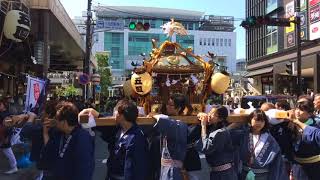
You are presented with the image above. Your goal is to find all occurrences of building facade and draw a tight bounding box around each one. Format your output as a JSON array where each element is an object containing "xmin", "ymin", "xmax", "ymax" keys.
[
  {"xmin": 0, "ymin": 0, "xmax": 84, "ymax": 98},
  {"xmin": 91, "ymin": 6, "xmax": 237, "ymax": 85},
  {"xmin": 245, "ymin": 0, "xmax": 320, "ymax": 95}
]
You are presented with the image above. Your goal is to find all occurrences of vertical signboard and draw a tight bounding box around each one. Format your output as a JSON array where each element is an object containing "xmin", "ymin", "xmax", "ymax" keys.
[
  {"xmin": 286, "ymin": 1, "xmax": 296, "ymax": 48},
  {"xmin": 309, "ymin": 0, "xmax": 320, "ymax": 40}
]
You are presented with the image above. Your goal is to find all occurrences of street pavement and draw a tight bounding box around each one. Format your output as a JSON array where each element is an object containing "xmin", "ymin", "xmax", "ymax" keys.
[{"xmin": 0, "ymin": 131, "xmax": 210, "ymax": 180}]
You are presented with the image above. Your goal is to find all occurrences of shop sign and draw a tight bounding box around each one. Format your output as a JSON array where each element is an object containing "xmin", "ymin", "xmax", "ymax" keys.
[
  {"xmin": 310, "ymin": 21, "xmax": 320, "ymax": 40},
  {"xmin": 96, "ymin": 20, "xmax": 124, "ymax": 30},
  {"xmin": 300, "ymin": 11, "xmax": 307, "ymax": 27},
  {"xmin": 287, "ymin": 33, "xmax": 295, "ymax": 47},
  {"xmin": 301, "ymin": 27, "xmax": 308, "ymax": 40}
]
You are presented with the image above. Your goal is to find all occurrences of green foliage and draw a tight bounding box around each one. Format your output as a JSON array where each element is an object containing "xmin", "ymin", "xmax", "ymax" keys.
[
  {"xmin": 55, "ymin": 85, "xmax": 80, "ymax": 97},
  {"xmin": 96, "ymin": 53, "xmax": 112, "ymax": 96}
]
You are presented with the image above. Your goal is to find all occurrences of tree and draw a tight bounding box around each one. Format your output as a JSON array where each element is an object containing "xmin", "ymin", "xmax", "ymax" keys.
[
  {"xmin": 55, "ymin": 85, "xmax": 80, "ymax": 97},
  {"xmin": 95, "ymin": 53, "xmax": 112, "ymax": 96}
]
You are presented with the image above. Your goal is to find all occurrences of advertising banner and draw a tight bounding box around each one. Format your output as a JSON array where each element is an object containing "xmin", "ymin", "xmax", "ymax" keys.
[
  {"xmin": 286, "ymin": 17, "xmax": 296, "ymax": 33},
  {"xmin": 286, "ymin": 1, "xmax": 295, "ymax": 18},
  {"xmin": 287, "ymin": 32, "xmax": 295, "ymax": 47},
  {"xmin": 300, "ymin": 11, "xmax": 308, "ymax": 27},
  {"xmin": 310, "ymin": 4, "xmax": 320, "ymax": 24},
  {"xmin": 286, "ymin": 1, "xmax": 295, "ymax": 34},
  {"xmin": 310, "ymin": 21, "xmax": 320, "ymax": 40},
  {"xmin": 309, "ymin": 1, "xmax": 320, "ymax": 40},
  {"xmin": 310, "ymin": 0, "xmax": 320, "ymax": 7}
]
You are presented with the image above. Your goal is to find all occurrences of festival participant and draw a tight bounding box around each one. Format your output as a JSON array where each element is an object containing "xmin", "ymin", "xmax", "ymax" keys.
[
  {"xmin": 275, "ymin": 100, "xmax": 290, "ymax": 111},
  {"xmin": 16, "ymin": 100, "xmax": 59, "ymax": 180},
  {"xmin": 106, "ymin": 99, "xmax": 149, "ymax": 180},
  {"xmin": 314, "ymin": 94, "xmax": 320, "ymax": 116},
  {"xmin": 232, "ymin": 109, "xmax": 288, "ymax": 180},
  {"xmin": 151, "ymin": 93, "xmax": 188, "ymax": 180},
  {"xmin": 269, "ymin": 100, "xmax": 293, "ymax": 176},
  {"xmin": 197, "ymin": 105, "xmax": 237, "ymax": 180},
  {"xmin": 260, "ymin": 102, "xmax": 275, "ymax": 112},
  {"xmin": 286, "ymin": 100, "xmax": 320, "ymax": 180},
  {"xmin": 40, "ymin": 101, "xmax": 95, "ymax": 180},
  {"xmin": 159, "ymin": 94, "xmax": 201, "ymax": 180},
  {"xmin": 0, "ymin": 99, "xmax": 18, "ymax": 174}
]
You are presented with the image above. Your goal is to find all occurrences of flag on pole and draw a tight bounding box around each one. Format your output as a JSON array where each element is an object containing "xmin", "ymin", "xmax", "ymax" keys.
[{"xmin": 24, "ymin": 76, "xmax": 47, "ymax": 114}]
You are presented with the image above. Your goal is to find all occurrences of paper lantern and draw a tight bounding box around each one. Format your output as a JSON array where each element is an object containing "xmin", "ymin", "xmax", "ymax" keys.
[
  {"xmin": 123, "ymin": 80, "xmax": 133, "ymax": 97},
  {"xmin": 210, "ymin": 72, "xmax": 230, "ymax": 94},
  {"xmin": 130, "ymin": 72, "xmax": 152, "ymax": 95},
  {"xmin": 4, "ymin": 10, "xmax": 31, "ymax": 42}
]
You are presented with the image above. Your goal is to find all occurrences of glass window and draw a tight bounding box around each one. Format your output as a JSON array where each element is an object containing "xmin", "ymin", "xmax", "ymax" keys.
[
  {"xmin": 204, "ymin": 38, "xmax": 206, "ymax": 45},
  {"xmin": 176, "ymin": 35, "xmax": 194, "ymax": 52},
  {"xmin": 208, "ymin": 38, "xmax": 211, "ymax": 46},
  {"xmin": 220, "ymin": 38, "xmax": 223, "ymax": 46},
  {"xmin": 111, "ymin": 47, "xmax": 120, "ymax": 57},
  {"xmin": 112, "ymin": 33, "xmax": 120, "ymax": 44},
  {"xmin": 128, "ymin": 33, "xmax": 167, "ymax": 56},
  {"xmin": 272, "ymin": 32, "xmax": 277, "ymax": 46},
  {"xmin": 218, "ymin": 58, "xmax": 225, "ymax": 66},
  {"xmin": 224, "ymin": 39, "xmax": 228, "ymax": 46},
  {"xmin": 151, "ymin": 20, "xmax": 156, "ymax": 28},
  {"xmin": 94, "ymin": 33, "xmax": 99, "ymax": 42},
  {"xmin": 200, "ymin": 38, "xmax": 202, "ymax": 45},
  {"xmin": 212, "ymin": 38, "xmax": 215, "ymax": 46},
  {"xmin": 228, "ymin": 39, "xmax": 231, "ymax": 46},
  {"xmin": 267, "ymin": 35, "xmax": 272, "ymax": 48},
  {"xmin": 216, "ymin": 39, "xmax": 219, "ymax": 46},
  {"xmin": 188, "ymin": 23, "xmax": 193, "ymax": 30}
]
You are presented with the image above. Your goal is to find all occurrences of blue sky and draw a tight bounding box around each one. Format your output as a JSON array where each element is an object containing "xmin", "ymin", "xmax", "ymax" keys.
[{"xmin": 60, "ymin": 0, "xmax": 245, "ymax": 59}]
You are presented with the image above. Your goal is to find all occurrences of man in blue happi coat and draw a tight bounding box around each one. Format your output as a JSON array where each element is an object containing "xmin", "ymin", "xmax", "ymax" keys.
[{"xmin": 107, "ymin": 99, "xmax": 149, "ymax": 180}]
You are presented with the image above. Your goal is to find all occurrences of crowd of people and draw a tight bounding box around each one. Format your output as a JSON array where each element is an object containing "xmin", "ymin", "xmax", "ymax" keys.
[{"xmin": 0, "ymin": 93, "xmax": 320, "ymax": 180}]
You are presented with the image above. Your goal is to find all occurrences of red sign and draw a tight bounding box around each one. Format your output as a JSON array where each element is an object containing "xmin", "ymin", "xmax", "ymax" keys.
[
  {"xmin": 310, "ymin": 0, "xmax": 320, "ymax": 7},
  {"xmin": 33, "ymin": 83, "xmax": 40, "ymax": 102},
  {"xmin": 312, "ymin": 26, "xmax": 319, "ymax": 33}
]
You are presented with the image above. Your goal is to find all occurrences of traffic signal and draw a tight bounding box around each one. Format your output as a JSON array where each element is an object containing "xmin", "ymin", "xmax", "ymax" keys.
[
  {"xmin": 240, "ymin": 16, "xmax": 291, "ymax": 29},
  {"xmin": 286, "ymin": 62, "xmax": 293, "ymax": 75},
  {"xmin": 128, "ymin": 22, "xmax": 150, "ymax": 31}
]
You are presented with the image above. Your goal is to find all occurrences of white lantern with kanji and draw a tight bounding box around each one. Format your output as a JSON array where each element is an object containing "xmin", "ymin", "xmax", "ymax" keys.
[
  {"xmin": 4, "ymin": 10, "xmax": 31, "ymax": 42},
  {"xmin": 130, "ymin": 72, "xmax": 152, "ymax": 95}
]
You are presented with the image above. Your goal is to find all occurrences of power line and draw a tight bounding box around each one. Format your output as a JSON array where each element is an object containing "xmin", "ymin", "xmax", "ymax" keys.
[{"xmin": 92, "ymin": 1, "xmax": 245, "ymax": 22}]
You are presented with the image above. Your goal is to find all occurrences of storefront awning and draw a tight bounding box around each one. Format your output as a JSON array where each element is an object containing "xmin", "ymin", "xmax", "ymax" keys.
[{"xmin": 245, "ymin": 67, "xmax": 273, "ymax": 77}]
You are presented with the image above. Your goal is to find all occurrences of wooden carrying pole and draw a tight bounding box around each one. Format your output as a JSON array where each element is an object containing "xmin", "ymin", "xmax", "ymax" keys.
[{"xmin": 79, "ymin": 114, "xmax": 249, "ymax": 126}]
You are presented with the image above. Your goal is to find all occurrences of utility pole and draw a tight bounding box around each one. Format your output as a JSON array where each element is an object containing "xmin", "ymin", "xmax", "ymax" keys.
[
  {"xmin": 84, "ymin": 0, "xmax": 93, "ymax": 100},
  {"xmin": 296, "ymin": 0, "xmax": 302, "ymax": 96}
]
